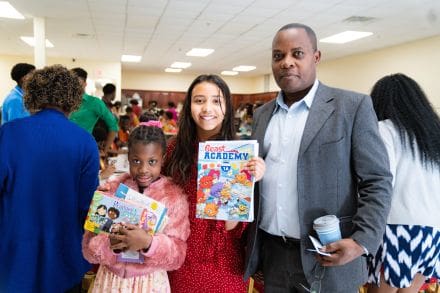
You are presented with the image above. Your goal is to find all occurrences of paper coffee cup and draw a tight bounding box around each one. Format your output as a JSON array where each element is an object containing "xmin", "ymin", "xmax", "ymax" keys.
[{"xmin": 313, "ymin": 215, "xmax": 341, "ymax": 245}]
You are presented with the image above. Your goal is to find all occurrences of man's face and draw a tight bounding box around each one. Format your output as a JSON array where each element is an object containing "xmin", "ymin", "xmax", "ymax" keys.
[
  {"xmin": 272, "ymin": 28, "xmax": 321, "ymax": 98},
  {"xmin": 78, "ymin": 77, "xmax": 87, "ymax": 92}
]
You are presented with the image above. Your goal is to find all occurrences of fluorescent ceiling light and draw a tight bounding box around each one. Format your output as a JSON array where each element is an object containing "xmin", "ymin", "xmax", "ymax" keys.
[
  {"xmin": 221, "ymin": 71, "xmax": 239, "ymax": 76},
  {"xmin": 320, "ymin": 31, "xmax": 373, "ymax": 44},
  {"xmin": 165, "ymin": 68, "xmax": 182, "ymax": 73},
  {"xmin": 0, "ymin": 2, "xmax": 24, "ymax": 19},
  {"xmin": 121, "ymin": 55, "xmax": 142, "ymax": 62},
  {"xmin": 20, "ymin": 36, "xmax": 54, "ymax": 48},
  {"xmin": 232, "ymin": 65, "xmax": 256, "ymax": 72},
  {"xmin": 170, "ymin": 62, "xmax": 191, "ymax": 69},
  {"xmin": 186, "ymin": 48, "xmax": 214, "ymax": 57}
]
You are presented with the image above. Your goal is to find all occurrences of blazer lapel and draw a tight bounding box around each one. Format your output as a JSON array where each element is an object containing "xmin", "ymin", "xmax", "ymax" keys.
[{"xmin": 299, "ymin": 84, "xmax": 335, "ymax": 155}]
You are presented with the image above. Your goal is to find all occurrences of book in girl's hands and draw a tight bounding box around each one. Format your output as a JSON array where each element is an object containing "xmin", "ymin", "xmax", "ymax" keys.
[
  {"xmin": 84, "ymin": 191, "xmax": 148, "ymax": 234},
  {"xmin": 115, "ymin": 183, "xmax": 168, "ymax": 235},
  {"xmin": 84, "ymin": 185, "xmax": 168, "ymax": 263},
  {"xmin": 113, "ymin": 183, "xmax": 168, "ymax": 263},
  {"xmin": 196, "ymin": 140, "xmax": 258, "ymax": 222}
]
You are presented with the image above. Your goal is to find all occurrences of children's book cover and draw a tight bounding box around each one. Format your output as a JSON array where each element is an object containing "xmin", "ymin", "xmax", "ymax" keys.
[
  {"xmin": 114, "ymin": 183, "xmax": 168, "ymax": 263},
  {"xmin": 115, "ymin": 183, "xmax": 168, "ymax": 235},
  {"xmin": 84, "ymin": 191, "xmax": 149, "ymax": 263},
  {"xmin": 196, "ymin": 140, "xmax": 258, "ymax": 222},
  {"xmin": 84, "ymin": 191, "xmax": 148, "ymax": 234}
]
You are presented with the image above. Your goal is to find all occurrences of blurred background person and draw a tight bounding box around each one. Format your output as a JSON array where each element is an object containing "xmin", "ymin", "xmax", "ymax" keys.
[
  {"xmin": 367, "ymin": 73, "xmax": 440, "ymax": 293},
  {"xmin": 166, "ymin": 101, "xmax": 179, "ymax": 121},
  {"xmin": 129, "ymin": 98, "xmax": 142, "ymax": 118},
  {"xmin": 1, "ymin": 62, "xmax": 35, "ymax": 124},
  {"xmin": 102, "ymin": 83, "xmax": 116, "ymax": 111},
  {"xmin": 160, "ymin": 110, "xmax": 177, "ymax": 135},
  {"xmin": 69, "ymin": 67, "xmax": 119, "ymax": 156},
  {"xmin": 124, "ymin": 105, "xmax": 139, "ymax": 128}
]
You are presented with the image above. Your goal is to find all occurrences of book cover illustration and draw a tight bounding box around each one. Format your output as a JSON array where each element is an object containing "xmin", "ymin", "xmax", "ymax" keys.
[
  {"xmin": 196, "ymin": 140, "xmax": 258, "ymax": 222},
  {"xmin": 115, "ymin": 183, "xmax": 168, "ymax": 235},
  {"xmin": 84, "ymin": 191, "xmax": 148, "ymax": 234},
  {"xmin": 113, "ymin": 183, "xmax": 168, "ymax": 263}
]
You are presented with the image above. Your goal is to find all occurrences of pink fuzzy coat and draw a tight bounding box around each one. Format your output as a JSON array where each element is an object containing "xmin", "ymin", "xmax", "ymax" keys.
[{"xmin": 82, "ymin": 174, "xmax": 190, "ymax": 278}]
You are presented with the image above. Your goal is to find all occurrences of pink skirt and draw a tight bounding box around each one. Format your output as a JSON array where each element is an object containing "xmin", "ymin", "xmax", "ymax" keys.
[{"xmin": 91, "ymin": 265, "xmax": 170, "ymax": 293}]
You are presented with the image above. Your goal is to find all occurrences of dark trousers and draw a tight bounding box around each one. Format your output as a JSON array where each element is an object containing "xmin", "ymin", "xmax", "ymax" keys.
[{"xmin": 261, "ymin": 230, "xmax": 310, "ymax": 293}]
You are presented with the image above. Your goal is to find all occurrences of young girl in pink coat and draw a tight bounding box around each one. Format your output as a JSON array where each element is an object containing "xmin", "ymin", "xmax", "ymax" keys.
[{"xmin": 83, "ymin": 122, "xmax": 190, "ymax": 292}]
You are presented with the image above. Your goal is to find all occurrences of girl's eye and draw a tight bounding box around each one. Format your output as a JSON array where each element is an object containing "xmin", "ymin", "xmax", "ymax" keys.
[
  {"xmin": 193, "ymin": 97, "xmax": 204, "ymax": 104},
  {"xmin": 213, "ymin": 98, "xmax": 221, "ymax": 105},
  {"xmin": 148, "ymin": 159, "xmax": 157, "ymax": 166},
  {"xmin": 132, "ymin": 159, "xmax": 141, "ymax": 164}
]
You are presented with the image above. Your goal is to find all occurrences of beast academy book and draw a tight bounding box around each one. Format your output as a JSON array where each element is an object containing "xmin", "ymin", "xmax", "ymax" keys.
[{"xmin": 196, "ymin": 140, "xmax": 258, "ymax": 222}]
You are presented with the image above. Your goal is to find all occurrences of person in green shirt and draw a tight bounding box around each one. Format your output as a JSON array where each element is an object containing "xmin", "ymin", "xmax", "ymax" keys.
[{"xmin": 69, "ymin": 67, "xmax": 118, "ymax": 154}]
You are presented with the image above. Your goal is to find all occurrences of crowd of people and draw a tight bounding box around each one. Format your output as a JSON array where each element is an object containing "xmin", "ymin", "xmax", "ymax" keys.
[{"xmin": 0, "ymin": 22, "xmax": 439, "ymax": 293}]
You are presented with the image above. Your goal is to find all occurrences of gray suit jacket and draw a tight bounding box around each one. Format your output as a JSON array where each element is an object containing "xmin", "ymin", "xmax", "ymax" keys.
[{"xmin": 244, "ymin": 83, "xmax": 392, "ymax": 292}]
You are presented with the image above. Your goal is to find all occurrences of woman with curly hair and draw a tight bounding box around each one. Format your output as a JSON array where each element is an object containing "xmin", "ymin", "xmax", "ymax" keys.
[{"xmin": 0, "ymin": 65, "xmax": 100, "ymax": 293}]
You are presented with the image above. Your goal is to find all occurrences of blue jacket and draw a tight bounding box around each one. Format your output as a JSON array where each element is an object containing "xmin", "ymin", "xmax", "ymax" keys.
[
  {"xmin": 1, "ymin": 85, "xmax": 30, "ymax": 125},
  {"xmin": 0, "ymin": 109, "xmax": 99, "ymax": 292}
]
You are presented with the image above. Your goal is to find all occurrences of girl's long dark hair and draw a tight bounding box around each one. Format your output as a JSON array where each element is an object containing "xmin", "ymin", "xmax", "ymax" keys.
[
  {"xmin": 370, "ymin": 73, "xmax": 440, "ymax": 168},
  {"xmin": 165, "ymin": 74, "xmax": 235, "ymax": 184}
]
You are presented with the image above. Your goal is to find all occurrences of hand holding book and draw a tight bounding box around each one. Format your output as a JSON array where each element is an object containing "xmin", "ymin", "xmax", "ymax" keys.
[
  {"xmin": 84, "ymin": 185, "xmax": 168, "ymax": 262},
  {"xmin": 243, "ymin": 157, "xmax": 266, "ymax": 182},
  {"xmin": 109, "ymin": 223, "xmax": 152, "ymax": 252}
]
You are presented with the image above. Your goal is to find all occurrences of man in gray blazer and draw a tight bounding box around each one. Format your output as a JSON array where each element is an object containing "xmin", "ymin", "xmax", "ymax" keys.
[{"xmin": 244, "ymin": 23, "xmax": 393, "ymax": 292}]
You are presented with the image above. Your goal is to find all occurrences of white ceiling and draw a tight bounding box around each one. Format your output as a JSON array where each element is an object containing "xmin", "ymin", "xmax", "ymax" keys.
[{"xmin": 1, "ymin": 0, "xmax": 439, "ymax": 76}]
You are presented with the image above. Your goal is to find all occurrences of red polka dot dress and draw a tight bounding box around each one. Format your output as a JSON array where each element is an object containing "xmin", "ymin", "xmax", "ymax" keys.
[{"xmin": 165, "ymin": 141, "xmax": 249, "ymax": 293}]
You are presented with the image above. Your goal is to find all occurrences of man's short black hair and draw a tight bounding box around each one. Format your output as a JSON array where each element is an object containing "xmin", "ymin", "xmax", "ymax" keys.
[
  {"xmin": 278, "ymin": 23, "xmax": 318, "ymax": 51},
  {"xmin": 71, "ymin": 67, "xmax": 88, "ymax": 81},
  {"xmin": 103, "ymin": 83, "xmax": 116, "ymax": 95},
  {"xmin": 11, "ymin": 63, "xmax": 35, "ymax": 84}
]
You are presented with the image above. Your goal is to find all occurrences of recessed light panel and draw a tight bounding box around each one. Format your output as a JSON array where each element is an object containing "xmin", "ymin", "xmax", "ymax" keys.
[
  {"xmin": 232, "ymin": 65, "xmax": 256, "ymax": 72},
  {"xmin": 165, "ymin": 68, "xmax": 182, "ymax": 73},
  {"xmin": 170, "ymin": 62, "xmax": 191, "ymax": 69},
  {"xmin": 320, "ymin": 31, "xmax": 373, "ymax": 44},
  {"xmin": 186, "ymin": 48, "xmax": 214, "ymax": 57},
  {"xmin": 221, "ymin": 71, "xmax": 239, "ymax": 76},
  {"xmin": 0, "ymin": 2, "xmax": 24, "ymax": 19},
  {"xmin": 121, "ymin": 55, "xmax": 142, "ymax": 62},
  {"xmin": 20, "ymin": 36, "xmax": 54, "ymax": 48}
]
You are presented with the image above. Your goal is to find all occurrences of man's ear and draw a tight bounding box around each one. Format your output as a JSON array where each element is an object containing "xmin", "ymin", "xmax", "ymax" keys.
[{"xmin": 314, "ymin": 50, "xmax": 321, "ymax": 64}]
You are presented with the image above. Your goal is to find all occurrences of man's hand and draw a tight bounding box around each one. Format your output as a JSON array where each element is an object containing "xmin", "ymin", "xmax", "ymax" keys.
[{"xmin": 315, "ymin": 238, "xmax": 364, "ymax": 266}]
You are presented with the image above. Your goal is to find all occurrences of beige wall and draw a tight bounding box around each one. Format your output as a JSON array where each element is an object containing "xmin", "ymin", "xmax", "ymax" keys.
[
  {"xmin": 121, "ymin": 70, "xmax": 263, "ymax": 94},
  {"xmin": 0, "ymin": 56, "xmax": 121, "ymax": 104},
  {"xmin": 317, "ymin": 35, "xmax": 440, "ymax": 109}
]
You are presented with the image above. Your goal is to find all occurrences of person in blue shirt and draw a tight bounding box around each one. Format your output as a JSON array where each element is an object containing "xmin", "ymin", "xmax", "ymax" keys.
[
  {"xmin": 1, "ymin": 62, "xmax": 35, "ymax": 124},
  {"xmin": 0, "ymin": 65, "xmax": 100, "ymax": 293}
]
